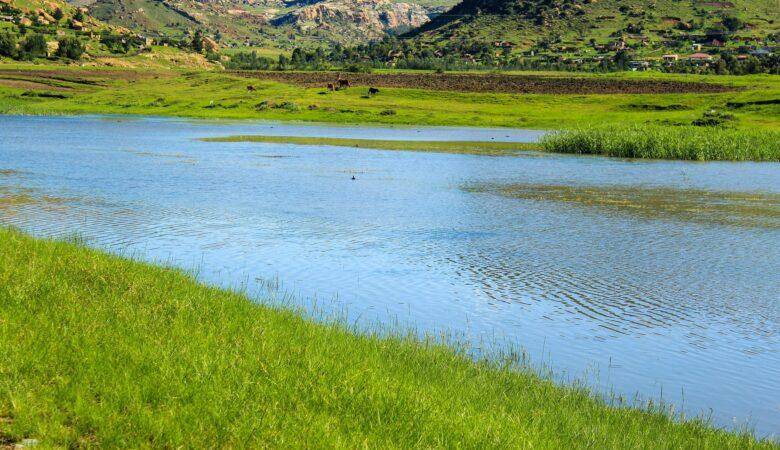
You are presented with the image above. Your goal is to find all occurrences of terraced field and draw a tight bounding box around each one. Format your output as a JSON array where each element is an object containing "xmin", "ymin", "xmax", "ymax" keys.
[{"xmin": 231, "ymin": 71, "xmax": 738, "ymax": 94}]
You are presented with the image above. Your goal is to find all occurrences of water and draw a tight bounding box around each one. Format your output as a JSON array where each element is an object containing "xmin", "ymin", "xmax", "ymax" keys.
[{"xmin": 1, "ymin": 115, "xmax": 779, "ymax": 437}]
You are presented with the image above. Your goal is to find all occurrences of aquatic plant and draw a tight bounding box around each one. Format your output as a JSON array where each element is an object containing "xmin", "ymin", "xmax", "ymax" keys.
[{"xmin": 540, "ymin": 125, "xmax": 780, "ymax": 161}]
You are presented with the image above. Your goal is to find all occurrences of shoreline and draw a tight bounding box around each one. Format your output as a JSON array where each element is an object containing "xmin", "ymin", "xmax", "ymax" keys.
[{"xmin": 0, "ymin": 227, "xmax": 775, "ymax": 447}]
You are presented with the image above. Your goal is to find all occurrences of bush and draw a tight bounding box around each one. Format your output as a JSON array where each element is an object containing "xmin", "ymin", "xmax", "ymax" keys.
[
  {"xmin": 345, "ymin": 63, "xmax": 372, "ymax": 73},
  {"xmin": 0, "ymin": 32, "xmax": 17, "ymax": 58},
  {"xmin": 56, "ymin": 36, "xmax": 84, "ymax": 60},
  {"xmin": 20, "ymin": 34, "xmax": 48, "ymax": 59},
  {"xmin": 225, "ymin": 51, "xmax": 274, "ymax": 70}
]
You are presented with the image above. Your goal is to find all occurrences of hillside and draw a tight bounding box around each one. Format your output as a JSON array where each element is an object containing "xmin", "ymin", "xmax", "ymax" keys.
[
  {"xmin": 71, "ymin": 0, "xmax": 457, "ymax": 48},
  {"xmin": 0, "ymin": 0, "xmax": 214, "ymax": 68},
  {"xmin": 408, "ymin": 0, "xmax": 779, "ymax": 56}
]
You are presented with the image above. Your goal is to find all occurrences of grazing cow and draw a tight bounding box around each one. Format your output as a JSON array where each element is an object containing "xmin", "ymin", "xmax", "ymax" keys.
[
  {"xmin": 327, "ymin": 83, "xmax": 335, "ymax": 91},
  {"xmin": 337, "ymin": 79, "xmax": 350, "ymax": 89},
  {"xmin": 367, "ymin": 87, "xmax": 379, "ymax": 96},
  {"xmin": 246, "ymin": 85, "xmax": 255, "ymax": 92}
]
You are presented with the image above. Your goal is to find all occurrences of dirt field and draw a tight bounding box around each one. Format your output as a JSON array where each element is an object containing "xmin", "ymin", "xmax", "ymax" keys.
[
  {"xmin": 230, "ymin": 71, "xmax": 736, "ymax": 95},
  {"xmin": 0, "ymin": 68, "xmax": 160, "ymax": 88}
]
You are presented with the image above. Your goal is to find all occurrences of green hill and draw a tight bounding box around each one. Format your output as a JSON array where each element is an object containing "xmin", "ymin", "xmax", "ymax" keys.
[
  {"xmin": 409, "ymin": 0, "xmax": 779, "ymax": 55},
  {"xmin": 87, "ymin": 0, "xmax": 198, "ymax": 38}
]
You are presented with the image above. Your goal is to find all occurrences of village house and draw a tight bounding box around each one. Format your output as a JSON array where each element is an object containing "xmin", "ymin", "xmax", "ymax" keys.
[
  {"xmin": 662, "ymin": 54, "xmax": 679, "ymax": 62},
  {"xmin": 628, "ymin": 60, "xmax": 651, "ymax": 71},
  {"xmin": 689, "ymin": 52, "xmax": 714, "ymax": 65},
  {"xmin": 749, "ymin": 48, "xmax": 774, "ymax": 57}
]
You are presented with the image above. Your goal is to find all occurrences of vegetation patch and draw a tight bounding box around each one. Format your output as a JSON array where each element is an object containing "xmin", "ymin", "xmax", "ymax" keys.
[
  {"xmin": 726, "ymin": 99, "xmax": 780, "ymax": 109},
  {"xmin": 0, "ymin": 228, "xmax": 775, "ymax": 447},
  {"xmin": 202, "ymin": 135, "xmax": 541, "ymax": 156},
  {"xmin": 624, "ymin": 103, "xmax": 691, "ymax": 111},
  {"xmin": 470, "ymin": 183, "xmax": 780, "ymax": 229},
  {"xmin": 19, "ymin": 90, "xmax": 71, "ymax": 99},
  {"xmin": 540, "ymin": 125, "xmax": 780, "ymax": 161}
]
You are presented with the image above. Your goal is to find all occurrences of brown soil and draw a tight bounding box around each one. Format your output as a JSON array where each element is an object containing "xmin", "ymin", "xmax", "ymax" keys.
[
  {"xmin": 230, "ymin": 71, "xmax": 736, "ymax": 95},
  {"xmin": 0, "ymin": 68, "xmax": 161, "ymax": 87},
  {"xmin": 0, "ymin": 78, "xmax": 72, "ymax": 91}
]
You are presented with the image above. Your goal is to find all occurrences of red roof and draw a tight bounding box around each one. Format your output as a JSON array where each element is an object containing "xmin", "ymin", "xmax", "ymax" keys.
[{"xmin": 689, "ymin": 53, "xmax": 713, "ymax": 59}]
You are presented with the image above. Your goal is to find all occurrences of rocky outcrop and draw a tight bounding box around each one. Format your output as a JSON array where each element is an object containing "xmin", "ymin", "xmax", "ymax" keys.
[{"xmin": 273, "ymin": 0, "xmax": 429, "ymax": 38}]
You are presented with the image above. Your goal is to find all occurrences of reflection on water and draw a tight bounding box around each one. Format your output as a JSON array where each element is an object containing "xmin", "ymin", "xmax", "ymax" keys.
[
  {"xmin": 1, "ymin": 115, "xmax": 779, "ymax": 438},
  {"xmin": 469, "ymin": 182, "xmax": 780, "ymax": 228}
]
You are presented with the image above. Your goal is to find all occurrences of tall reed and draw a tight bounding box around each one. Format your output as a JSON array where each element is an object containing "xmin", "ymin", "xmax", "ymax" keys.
[{"xmin": 541, "ymin": 125, "xmax": 780, "ymax": 161}]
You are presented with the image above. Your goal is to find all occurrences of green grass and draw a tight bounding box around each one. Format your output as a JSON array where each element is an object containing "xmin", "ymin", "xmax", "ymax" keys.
[
  {"xmin": 203, "ymin": 135, "xmax": 541, "ymax": 155},
  {"xmin": 1, "ymin": 64, "xmax": 779, "ymax": 131},
  {"xmin": 540, "ymin": 125, "xmax": 780, "ymax": 161},
  {"xmin": 0, "ymin": 228, "xmax": 776, "ymax": 448}
]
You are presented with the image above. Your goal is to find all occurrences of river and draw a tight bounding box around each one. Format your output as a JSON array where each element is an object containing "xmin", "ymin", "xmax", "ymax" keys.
[{"xmin": 1, "ymin": 115, "xmax": 778, "ymax": 437}]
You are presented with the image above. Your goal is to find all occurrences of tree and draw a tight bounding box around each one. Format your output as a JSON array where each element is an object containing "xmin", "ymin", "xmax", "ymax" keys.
[
  {"xmin": 74, "ymin": 9, "xmax": 84, "ymax": 22},
  {"xmin": 722, "ymin": 16, "xmax": 743, "ymax": 32},
  {"xmin": 56, "ymin": 36, "xmax": 84, "ymax": 59},
  {"xmin": 191, "ymin": 29, "xmax": 203, "ymax": 53},
  {"xmin": 0, "ymin": 32, "xmax": 17, "ymax": 58},
  {"xmin": 52, "ymin": 7, "xmax": 64, "ymax": 21},
  {"xmin": 21, "ymin": 34, "xmax": 48, "ymax": 59}
]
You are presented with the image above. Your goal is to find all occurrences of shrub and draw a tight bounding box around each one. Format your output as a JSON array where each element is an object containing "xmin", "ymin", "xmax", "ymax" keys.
[
  {"xmin": 0, "ymin": 32, "xmax": 17, "ymax": 58},
  {"xmin": 20, "ymin": 34, "xmax": 48, "ymax": 59},
  {"xmin": 56, "ymin": 36, "xmax": 84, "ymax": 60}
]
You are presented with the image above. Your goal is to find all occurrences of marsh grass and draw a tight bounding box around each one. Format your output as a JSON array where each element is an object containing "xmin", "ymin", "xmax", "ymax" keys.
[
  {"xmin": 541, "ymin": 125, "xmax": 780, "ymax": 161},
  {"xmin": 468, "ymin": 183, "xmax": 780, "ymax": 229},
  {"xmin": 203, "ymin": 135, "xmax": 541, "ymax": 156},
  {"xmin": 0, "ymin": 228, "xmax": 776, "ymax": 448}
]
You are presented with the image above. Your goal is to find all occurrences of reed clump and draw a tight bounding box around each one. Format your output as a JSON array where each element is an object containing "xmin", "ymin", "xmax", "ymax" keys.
[{"xmin": 541, "ymin": 125, "xmax": 780, "ymax": 161}]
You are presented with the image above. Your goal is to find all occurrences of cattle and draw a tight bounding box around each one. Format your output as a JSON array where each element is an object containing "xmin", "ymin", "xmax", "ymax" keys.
[
  {"xmin": 337, "ymin": 79, "xmax": 350, "ymax": 89},
  {"xmin": 246, "ymin": 85, "xmax": 255, "ymax": 92},
  {"xmin": 327, "ymin": 83, "xmax": 335, "ymax": 91},
  {"xmin": 368, "ymin": 87, "xmax": 379, "ymax": 96}
]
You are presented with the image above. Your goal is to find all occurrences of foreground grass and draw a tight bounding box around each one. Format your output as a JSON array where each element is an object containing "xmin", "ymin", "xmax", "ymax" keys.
[
  {"xmin": 1, "ymin": 63, "xmax": 779, "ymax": 131},
  {"xmin": 203, "ymin": 135, "xmax": 541, "ymax": 155},
  {"xmin": 0, "ymin": 229, "xmax": 775, "ymax": 448},
  {"xmin": 541, "ymin": 125, "xmax": 780, "ymax": 161}
]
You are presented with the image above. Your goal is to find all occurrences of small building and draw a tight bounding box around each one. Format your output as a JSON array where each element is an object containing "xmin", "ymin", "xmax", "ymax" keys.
[
  {"xmin": 629, "ymin": 60, "xmax": 651, "ymax": 71},
  {"xmin": 692, "ymin": 43, "xmax": 703, "ymax": 51},
  {"xmin": 662, "ymin": 54, "xmax": 679, "ymax": 62},
  {"xmin": 749, "ymin": 48, "xmax": 774, "ymax": 57},
  {"xmin": 689, "ymin": 52, "xmax": 714, "ymax": 65}
]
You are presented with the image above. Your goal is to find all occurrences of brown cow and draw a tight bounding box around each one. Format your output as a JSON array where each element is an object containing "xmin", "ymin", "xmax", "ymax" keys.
[
  {"xmin": 327, "ymin": 83, "xmax": 335, "ymax": 91},
  {"xmin": 337, "ymin": 79, "xmax": 350, "ymax": 89}
]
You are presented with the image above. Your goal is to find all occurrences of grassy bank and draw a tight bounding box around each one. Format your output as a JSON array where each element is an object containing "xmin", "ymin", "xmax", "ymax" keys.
[
  {"xmin": 1, "ymin": 64, "xmax": 779, "ymax": 131},
  {"xmin": 0, "ymin": 228, "xmax": 775, "ymax": 448},
  {"xmin": 203, "ymin": 135, "xmax": 541, "ymax": 155},
  {"xmin": 541, "ymin": 125, "xmax": 780, "ymax": 161}
]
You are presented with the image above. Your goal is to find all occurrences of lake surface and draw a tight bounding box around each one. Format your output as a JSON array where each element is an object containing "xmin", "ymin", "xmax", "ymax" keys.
[{"xmin": 1, "ymin": 115, "xmax": 779, "ymax": 437}]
